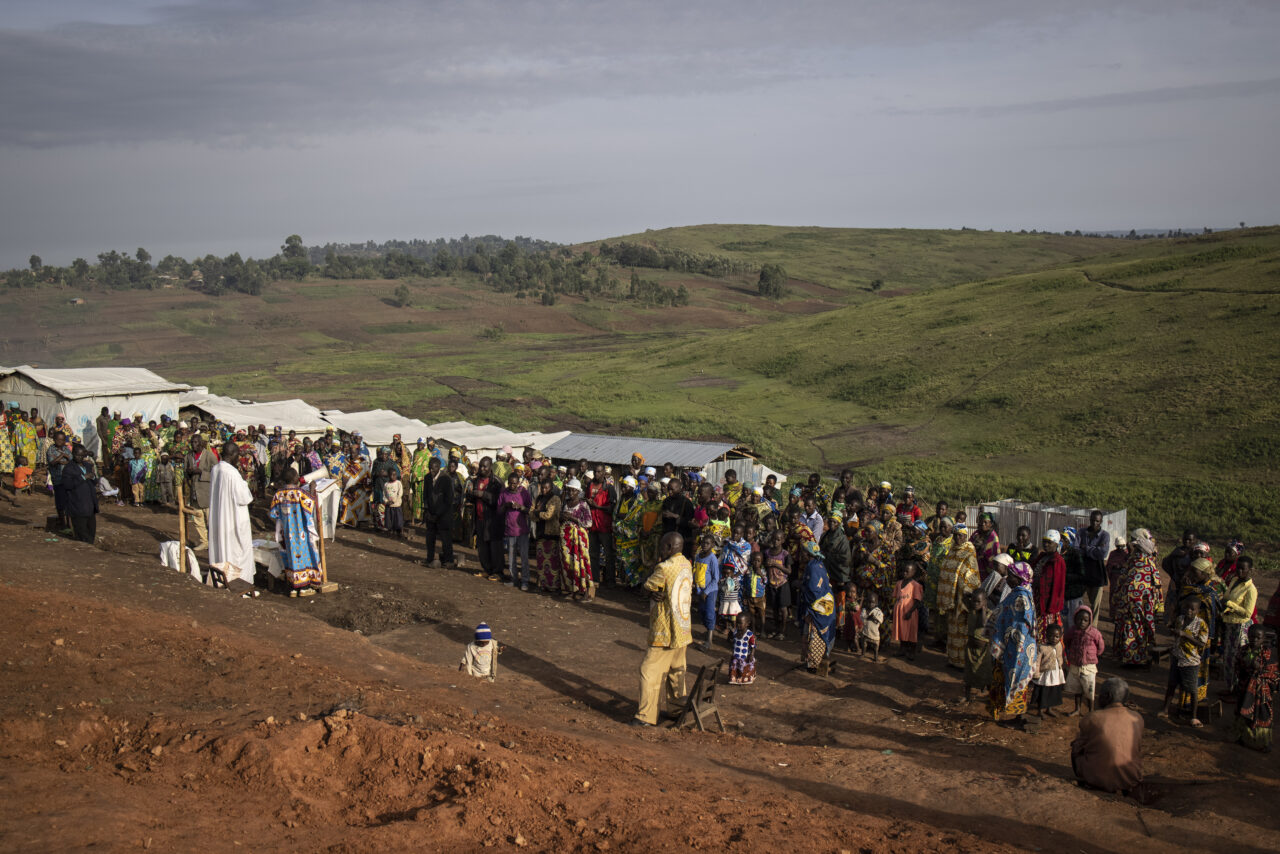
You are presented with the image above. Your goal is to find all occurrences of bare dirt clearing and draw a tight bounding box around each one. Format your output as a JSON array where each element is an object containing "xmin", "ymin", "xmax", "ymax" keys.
[{"xmin": 1, "ymin": 488, "xmax": 1277, "ymax": 852}]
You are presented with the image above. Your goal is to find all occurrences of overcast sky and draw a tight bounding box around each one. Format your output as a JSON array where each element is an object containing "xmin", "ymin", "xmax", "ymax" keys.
[{"xmin": 2, "ymin": 0, "xmax": 1278, "ymax": 268}]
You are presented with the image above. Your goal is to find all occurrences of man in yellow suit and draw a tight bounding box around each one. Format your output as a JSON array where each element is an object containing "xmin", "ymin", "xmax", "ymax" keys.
[{"xmin": 633, "ymin": 532, "xmax": 693, "ymax": 727}]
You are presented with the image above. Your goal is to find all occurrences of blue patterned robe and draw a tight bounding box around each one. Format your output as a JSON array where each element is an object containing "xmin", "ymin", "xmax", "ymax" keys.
[{"xmin": 269, "ymin": 487, "xmax": 323, "ymax": 589}]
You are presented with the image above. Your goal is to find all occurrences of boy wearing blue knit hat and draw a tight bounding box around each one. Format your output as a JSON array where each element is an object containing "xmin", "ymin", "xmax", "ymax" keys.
[{"xmin": 460, "ymin": 623, "xmax": 502, "ymax": 681}]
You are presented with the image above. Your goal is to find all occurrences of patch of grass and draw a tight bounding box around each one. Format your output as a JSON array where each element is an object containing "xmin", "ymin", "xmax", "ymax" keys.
[{"xmin": 363, "ymin": 321, "xmax": 441, "ymax": 335}]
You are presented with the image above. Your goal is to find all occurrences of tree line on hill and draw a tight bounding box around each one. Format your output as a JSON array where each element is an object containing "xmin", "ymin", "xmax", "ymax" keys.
[{"xmin": 5, "ymin": 235, "xmax": 313, "ymax": 295}]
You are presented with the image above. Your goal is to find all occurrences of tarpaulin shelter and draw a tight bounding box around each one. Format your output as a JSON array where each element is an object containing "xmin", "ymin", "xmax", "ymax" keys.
[
  {"xmin": 179, "ymin": 391, "xmax": 331, "ymax": 439},
  {"xmin": 320, "ymin": 409, "xmax": 434, "ymax": 449},
  {"xmin": 0, "ymin": 365, "xmax": 190, "ymax": 458},
  {"xmin": 426, "ymin": 421, "xmax": 570, "ymax": 461}
]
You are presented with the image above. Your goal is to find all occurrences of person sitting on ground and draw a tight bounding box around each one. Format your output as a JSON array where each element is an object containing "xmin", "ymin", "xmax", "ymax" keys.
[
  {"xmin": 1071, "ymin": 677, "xmax": 1144, "ymax": 796},
  {"xmin": 460, "ymin": 623, "xmax": 503, "ymax": 682},
  {"xmin": 12, "ymin": 455, "xmax": 33, "ymax": 505}
]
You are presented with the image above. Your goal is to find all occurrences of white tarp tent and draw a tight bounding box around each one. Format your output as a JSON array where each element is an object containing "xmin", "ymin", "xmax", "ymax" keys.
[
  {"xmin": 320, "ymin": 409, "xmax": 433, "ymax": 448},
  {"xmin": 0, "ymin": 365, "xmax": 190, "ymax": 458},
  {"xmin": 179, "ymin": 391, "xmax": 331, "ymax": 439},
  {"xmin": 426, "ymin": 420, "xmax": 570, "ymax": 460}
]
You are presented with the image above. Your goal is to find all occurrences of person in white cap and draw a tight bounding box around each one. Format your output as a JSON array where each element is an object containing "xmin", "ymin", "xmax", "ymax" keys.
[
  {"xmin": 1034, "ymin": 529, "xmax": 1067, "ymax": 643},
  {"xmin": 559, "ymin": 477, "xmax": 595, "ymax": 601},
  {"xmin": 614, "ymin": 475, "xmax": 644, "ymax": 586}
]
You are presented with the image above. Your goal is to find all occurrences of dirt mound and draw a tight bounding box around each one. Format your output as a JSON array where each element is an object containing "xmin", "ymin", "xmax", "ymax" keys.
[{"xmin": 309, "ymin": 584, "xmax": 457, "ymax": 635}]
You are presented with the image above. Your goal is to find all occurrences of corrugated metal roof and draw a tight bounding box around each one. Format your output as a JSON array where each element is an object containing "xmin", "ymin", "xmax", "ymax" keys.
[{"xmin": 539, "ymin": 433, "xmax": 745, "ymax": 468}]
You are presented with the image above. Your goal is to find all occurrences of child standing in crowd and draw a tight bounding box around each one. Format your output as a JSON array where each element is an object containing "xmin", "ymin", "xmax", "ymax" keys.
[
  {"xmin": 459, "ymin": 623, "xmax": 502, "ymax": 682},
  {"xmin": 764, "ymin": 531, "xmax": 791, "ymax": 640},
  {"xmin": 693, "ymin": 534, "xmax": 720, "ymax": 650},
  {"xmin": 1161, "ymin": 597, "xmax": 1209, "ymax": 726},
  {"xmin": 861, "ymin": 591, "xmax": 884, "ymax": 663},
  {"xmin": 1064, "ymin": 605, "xmax": 1105, "ymax": 715},
  {"xmin": 729, "ymin": 613, "xmax": 757, "ymax": 685},
  {"xmin": 839, "ymin": 580, "xmax": 863, "ymax": 652},
  {"xmin": 744, "ymin": 551, "xmax": 768, "ymax": 636},
  {"xmin": 718, "ymin": 548, "xmax": 743, "ymax": 640},
  {"xmin": 963, "ymin": 590, "xmax": 992, "ymax": 702},
  {"xmin": 128, "ymin": 446, "xmax": 147, "ymax": 506},
  {"xmin": 1032, "ymin": 623, "xmax": 1066, "ymax": 717},
  {"xmin": 384, "ymin": 469, "xmax": 405, "ymax": 539},
  {"xmin": 155, "ymin": 452, "xmax": 176, "ymax": 506}
]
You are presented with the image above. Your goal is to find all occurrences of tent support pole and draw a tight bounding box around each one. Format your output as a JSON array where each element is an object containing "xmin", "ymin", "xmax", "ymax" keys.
[
  {"xmin": 314, "ymin": 487, "xmax": 338, "ymax": 593},
  {"xmin": 175, "ymin": 480, "xmax": 187, "ymax": 578}
]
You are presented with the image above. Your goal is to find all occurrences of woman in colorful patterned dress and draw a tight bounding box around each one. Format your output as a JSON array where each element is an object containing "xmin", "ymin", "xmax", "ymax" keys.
[
  {"xmin": 798, "ymin": 540, "xmax": 837, "ymax": 673},
  {"xmin": 613, "ymin": 476, "xmax": 644, "ymax": 587},
  {"xmin": 1113, "ymin": 527, "xmax": 1162, "ymax": 666},
  {"xmin": 989, "ymin": 561, "xmax": 1038, "ymax": 724},
  {"xmin": 938, "ymin": 524, "xmax": 980, "ymax": 668},
  {"xmin": 1169, "ymin": 557, "xmax": 1225, "ymax": 702},
  {"xmin": 269, "ymin": 470, "xmax": 324, "ymax": 595},
  {"xmin": 558, "ymin": 478, "xmax": 594, "ymax": 601}
]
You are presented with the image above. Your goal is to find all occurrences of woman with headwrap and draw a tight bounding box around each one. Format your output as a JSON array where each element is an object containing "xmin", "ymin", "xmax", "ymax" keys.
[
  {"xmin": 1169, "ymin": 556, "xmax": 1225, "ymax": 702},
  {"xmin": 989, "ymin": 561, "xmax": 1038, "ymax": 725},
  {"xmin": 1033, "ymin": 530, "xmax": 1067, "ymax": 644},
  {"xmin": 638, "ymin": 479, "xmax": 664, "ymax": 573},
  {"xmin": 971, "ymin": 512, "xmax": 1002, "ymax": 580},
  {"xmin": 408, "ymin": 441, "xmax": 434, "ymax": 524},
  {"xmin": 10, "ymin": 410, "xmax": 39, "ymax": 474},
  {"xmin": 924, "ymin": 516, "xmax": 953, "ymax": 647},
  {"xmin": 1114, "ymin": 528, "xmax": 1162, "ymax": 666},
  {"xmin": 798, "ymin": 540, "xmax": 837, "ymax": 673},
  {"xmin": 613, "ymin": 476, "xmax": 644, "ymax": 587},
  {"xmin": 558, "ymin": 478, "xmax": 594, "ymax": 601},
  {"xmin": 938, "ymin": 523, "xmax": 980, "ymax": 668}
]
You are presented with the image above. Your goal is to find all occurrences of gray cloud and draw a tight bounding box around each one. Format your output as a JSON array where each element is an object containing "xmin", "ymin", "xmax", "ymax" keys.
[
  {"xmin": 2, "ymin": 0, "xmax": 1251, "ymax": 147},
  {"xmin": 0, "ymin": 0, "xmax": 1277, "ymax": 268},
  {"xmin": 885, "ymin": 76, "xmax": 1280, "ymax": 118}
]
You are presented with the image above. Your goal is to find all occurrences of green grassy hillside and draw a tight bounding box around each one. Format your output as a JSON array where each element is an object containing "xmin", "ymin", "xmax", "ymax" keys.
[{"xmin": 4, "ymin": 225, "xmax": 1278, "ymax": 546}]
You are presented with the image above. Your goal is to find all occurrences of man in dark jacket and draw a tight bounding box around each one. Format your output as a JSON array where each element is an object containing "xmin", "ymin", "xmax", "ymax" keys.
[
  {"xmin": 424, "ymin": 456, "xmax": 456, "ymax": 567},
  {"xmin": 63, "ymin": 447, "xmax": 99, "ymax": 544}
]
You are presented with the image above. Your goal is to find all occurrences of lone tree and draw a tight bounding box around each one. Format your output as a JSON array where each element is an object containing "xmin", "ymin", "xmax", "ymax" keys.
[
  {"xmin": 758, "ymin": 263, "xmax": 787, "ymax": 299},
  {"xmin": 393, "ymin": 282, "xmax": 412, "ymax": 307}
]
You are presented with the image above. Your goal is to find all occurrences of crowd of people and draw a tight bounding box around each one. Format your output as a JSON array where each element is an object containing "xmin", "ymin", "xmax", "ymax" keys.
[{"xmin": 5, "ymin": 402, "xmax": 1279, "ymax": 773}]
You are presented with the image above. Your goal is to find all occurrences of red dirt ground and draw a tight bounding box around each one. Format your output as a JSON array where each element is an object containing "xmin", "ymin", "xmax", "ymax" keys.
[{"xmin": 1, "ymin": 488, "xmax": 1277, "ymax": 853}]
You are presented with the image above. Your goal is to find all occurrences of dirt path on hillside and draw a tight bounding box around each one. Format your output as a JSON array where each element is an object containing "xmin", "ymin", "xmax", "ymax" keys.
[{"xmin": 1, "ymin": 490, "xmax": 1277, "ymax": 853}]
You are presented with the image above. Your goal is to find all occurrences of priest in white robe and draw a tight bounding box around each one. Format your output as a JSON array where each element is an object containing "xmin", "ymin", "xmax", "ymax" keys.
[{"xmin": 209, "ymin": 440, "xmax": 256, "ymax": 585}]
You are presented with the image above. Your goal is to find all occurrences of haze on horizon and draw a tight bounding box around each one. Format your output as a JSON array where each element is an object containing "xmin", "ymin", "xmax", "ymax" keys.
[{"xmin": 1, "ymin": 0, "xmax": 1278, "ymax": 269}]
